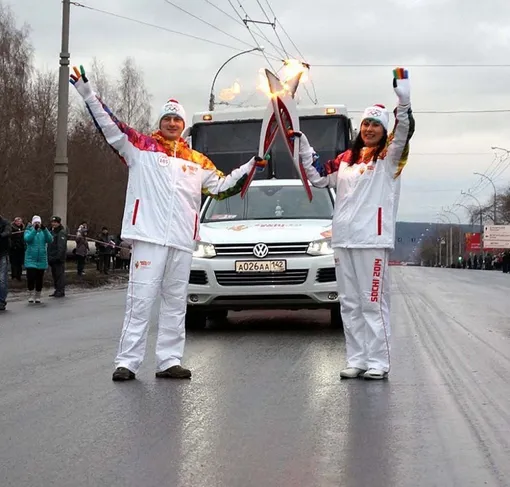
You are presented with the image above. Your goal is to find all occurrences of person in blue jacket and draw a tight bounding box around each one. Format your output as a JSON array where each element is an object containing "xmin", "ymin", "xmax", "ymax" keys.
[{"xmin": 24, "ymin": 216, "xmax": 53, "ymax": 304}]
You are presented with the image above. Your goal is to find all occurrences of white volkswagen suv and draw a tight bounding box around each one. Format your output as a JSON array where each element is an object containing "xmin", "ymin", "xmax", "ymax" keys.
[{"xmin": 185, "ymin": 179, "xmax": 342, "ymax": 329}]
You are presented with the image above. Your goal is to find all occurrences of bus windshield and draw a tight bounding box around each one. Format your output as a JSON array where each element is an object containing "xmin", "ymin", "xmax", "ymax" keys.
[
  {"xmin": 191, "ymin": 115, "xmax": 350, "ymax": 179},
  {"xmin": 202, "ymin": 184, "xmax": 334, "ymax": 223}
]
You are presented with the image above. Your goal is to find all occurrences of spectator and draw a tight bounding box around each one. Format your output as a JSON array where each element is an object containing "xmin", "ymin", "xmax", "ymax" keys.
[
  {"xmin": 10, "ymin": 217, "xmax": 25, "ymax": 281},
  {"xmin": 118, "ymin": 239, "xmax": 132, "ymax": 270},
  {"xmin": 48, "ymin": 216, "xmax": 67, "ymax": 298},
  {"xmin": 75, "ymin": 223, "xmax": 89, "ymax": 276},
  {"xmin": 0, "ymin": 213, "xmax": 11, "ymax": 311},
  {"xmin": 95, "ymin": 227, "xmax": 115, "ymax": 274},
  {"xmin": 24, "ymin": 216, "xmax": 53, "ymax": 304}
]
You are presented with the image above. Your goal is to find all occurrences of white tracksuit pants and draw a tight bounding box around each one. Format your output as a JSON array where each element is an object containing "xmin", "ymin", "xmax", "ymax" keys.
[
  {"xmin": 114, "ymin": 241, "xmax": 192, "ymax": 373},
  {"xmin": 334, "ymin": 248, "xmax": 391, "ymax": 372}
]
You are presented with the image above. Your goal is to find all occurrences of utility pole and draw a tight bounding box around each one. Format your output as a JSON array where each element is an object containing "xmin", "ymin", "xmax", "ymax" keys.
[
  {"xmin": 449, "ymin": 226, "xmax": 453, "ymax": 267},
  {"xmin": 52, "ymin": 0, "xmax": 71, "ymax": 225}
]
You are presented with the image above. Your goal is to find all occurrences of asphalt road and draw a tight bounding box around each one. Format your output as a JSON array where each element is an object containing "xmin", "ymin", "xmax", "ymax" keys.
[{"xmin": 1, "ymin": 267, "xmax": 509, "ymax": 487}]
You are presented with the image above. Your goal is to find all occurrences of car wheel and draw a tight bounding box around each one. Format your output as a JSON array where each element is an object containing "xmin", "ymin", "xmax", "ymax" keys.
[
  {"xmin": 330, "ymin": 304, "xmax": 343, "ymax": 330},
  {"xmin": 185, "ymin": 309, "xmax": 207, "ymax": 330},
  {"xmin": 208, "ymin": 310, "xmax": 228, "ymax": 322}
]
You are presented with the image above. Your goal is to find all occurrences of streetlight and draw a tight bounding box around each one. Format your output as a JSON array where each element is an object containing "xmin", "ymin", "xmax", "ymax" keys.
[
  {"xmin": 436, "ymin": 213, "xmax": 448, "ymax": 267},
  {"xmin": 437, "ymin": 214, "xmax": 449, "ymax": 266},
  {"xmin": 443, "ymin": 208, "xmax": 462, "ymax": 262},
  {"xmin": 454, "ymin": 203, "xmax": 475, "ymax": 228},
  {"xmin": 208, "ymin": 46, "xmax": 264, "ymax": 111},
  {"xmin": 439, "ymin": 212, "xmax": 453, "ymax": 266},
  {"xmin": 460, "ymin": 190, "xmax": 483, "ymax": 232},
  {"xmin": 52, "ymin": 0, "xmax": 71, "ymax": 226},
  {"xmin": 473, "ymin": 172, "xmax": 497, "ymax": 224}
]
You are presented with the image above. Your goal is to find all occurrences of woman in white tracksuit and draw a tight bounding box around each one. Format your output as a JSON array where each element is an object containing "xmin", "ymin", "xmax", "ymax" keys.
[
  {"xmin": 297, "ymin": 68, "xmax": 415, "ymax": 380},
  {"xmin": 70, "ymin": 65, "xmax": 266, "ymax": 382}
]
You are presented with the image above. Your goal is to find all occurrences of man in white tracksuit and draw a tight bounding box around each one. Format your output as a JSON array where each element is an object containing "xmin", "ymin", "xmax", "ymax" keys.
[
  {"xmin": 70, "ymin": 65, "xmax": 266, "ymax": 381},
  {"xmin": 295, "ymin": 68, "xmax": 415, "ymax": 380}
]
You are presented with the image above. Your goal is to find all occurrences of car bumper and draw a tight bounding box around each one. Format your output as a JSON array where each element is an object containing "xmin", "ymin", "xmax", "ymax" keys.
[{"xmin": 187, "ymin": 254, "xmax": 338, "ymax": 311}]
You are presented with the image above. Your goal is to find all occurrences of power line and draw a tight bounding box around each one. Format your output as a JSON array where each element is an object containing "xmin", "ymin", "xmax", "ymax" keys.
[
  {"xmin": 253, "ymin": 0, "xmax": 289, "ymax": 58},
  {"xmin": 351, "ymin": 109, "xmax": 510, "ymax": 114},
  {"xmin": 259, "ymin": 0, "xmax": 318, "ymax": 104},
  {"xmin": 200, "ymin": 0, "xmax": 286, "ymax": 59},
  {"xmin": 161, "ymin": 0, "xmax": 279, "ymax": 59},
  {"xmin": 311, "ymin": 63, "xmax": 510, "ymax": 68},
  {"xmin": 411, "ymin": 152, "xmax": 492, "ymax": 156},
  {"xmin": 263, "ymin": 0, "xmax": 304, "ymax": 60},
  {"xmin": 71, "ymin": 2, "xmax": 271, "ymax": 53},
  {"xmin": 227, "ymin": 0, "xmax": 279, "ymax": 72}
]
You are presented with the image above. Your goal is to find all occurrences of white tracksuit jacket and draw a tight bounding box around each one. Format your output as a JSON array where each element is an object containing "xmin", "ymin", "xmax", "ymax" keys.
[
  {"xmin": 300, "ymin": 103, "xmax": 415, "ymax": 373},
  {"xmin": 84, "ymin": 95, "xmax": 258, "ymax": 252},
  {"xmin": 300, "ymin": 103, "xmax": 415, "ymax": 249}
]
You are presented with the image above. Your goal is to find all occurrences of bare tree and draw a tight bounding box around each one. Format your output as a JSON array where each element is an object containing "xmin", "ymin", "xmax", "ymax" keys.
[
  {"xmin": 0, "ymin": 5, "xmax": 153, "ymax": 234},
  {"xmin": 116, "ymin": 57, "xmax": 152, "ymax": 133},
  {"xmin": 0, "ymin": 3, "xmax": 34, "ymax": 214}
]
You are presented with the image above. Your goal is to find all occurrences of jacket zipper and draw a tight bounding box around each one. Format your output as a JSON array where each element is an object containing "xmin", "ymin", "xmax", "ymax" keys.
[
  {"xmin": 377, "ymin": 207, "xmax": 382, "ymax": 236},
  {"xmin": 132, "ymin": 199, "xmax": 140, "ymax": 225}
]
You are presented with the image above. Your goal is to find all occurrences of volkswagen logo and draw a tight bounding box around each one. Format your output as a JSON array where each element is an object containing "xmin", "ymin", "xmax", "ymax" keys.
[{"xmin": 253, "ymin": 243, "xmax": 269, "ymax": 258}]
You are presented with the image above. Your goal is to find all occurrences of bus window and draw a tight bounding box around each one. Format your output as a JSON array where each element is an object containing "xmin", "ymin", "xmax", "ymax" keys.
[{"xmin": 191, "ymin": 115, "xmax": 351, "ymax": 179}]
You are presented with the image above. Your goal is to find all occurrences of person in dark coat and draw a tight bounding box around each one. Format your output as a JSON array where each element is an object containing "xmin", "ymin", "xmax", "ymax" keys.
[
  {"xmin": 75, "ymin": 223, "xmax": 89, "ymax": 276},
  {"xmin": 9, "ymin": 217, "xmax": 25, "ymax": 280},
  {"xmin": 47, "ymin": 216, "xmax": 67, "ymax": 297},
  {"xmin": 0, "ymin": 214, "xmax": 11, "ymax": 311},
  {"xmin": 95, "ymin": 227, "xmax": 115, "ymax": 274}
]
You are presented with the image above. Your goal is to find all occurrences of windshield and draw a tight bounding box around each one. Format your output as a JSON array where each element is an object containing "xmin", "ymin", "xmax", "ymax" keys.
[
  {"xmin": 192, "ymin": 115, "xmax": 350, "ymax": 179},
  {"xmin": 202, "ymin": 185, "xmax": 334, "ymax": 223}
]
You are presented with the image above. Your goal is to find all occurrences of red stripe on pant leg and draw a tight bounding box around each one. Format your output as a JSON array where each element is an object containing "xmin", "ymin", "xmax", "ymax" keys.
[
  {"xmin": 377, "ymin": 207, "xmax": 382, "ymax": 235},
  {"xmin": 378, "ymin": 250, "xmax": 391, "ymax": 371},
  {"xmin": 193, "ymin": 213, "xmax": 199, "ymax": 240},
  {"xmin": 132, "ymin": 199, "xmax": 140, "ymax": 225}
]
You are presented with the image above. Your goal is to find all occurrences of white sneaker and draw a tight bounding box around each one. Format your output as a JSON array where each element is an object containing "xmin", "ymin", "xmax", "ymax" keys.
[
  {"xmin": 28, "ymin": 292, "xmax": 34, "ymax": 303},
  {"xmin": 363, "ymin": 369, "xmax": 388, "ymax": 380},
  {"xmin": 340, "ymin": 367, "xmax": 366, "ymax": 379},
  {"xmin": 34, "ymin": 292, "xmax": 41, "ymax": 304}
]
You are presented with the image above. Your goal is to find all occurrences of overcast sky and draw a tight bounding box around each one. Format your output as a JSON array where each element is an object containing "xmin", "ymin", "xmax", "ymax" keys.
[{"xmin": 7, "ymin": 0, "xmax": 510, "ymax": 222}]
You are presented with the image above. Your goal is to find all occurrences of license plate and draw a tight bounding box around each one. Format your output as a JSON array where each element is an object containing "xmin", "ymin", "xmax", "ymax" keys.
[{"xmin": 235, "ymin": 260, "xmax": 286, "ymax": 273}]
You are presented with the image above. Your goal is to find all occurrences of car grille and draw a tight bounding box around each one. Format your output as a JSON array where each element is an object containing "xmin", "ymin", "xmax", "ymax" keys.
[
  {"xmin": 215, "ymin": 269, "xmax": 308, "ymax": 286},
  {"xmin": 316, "ymin": 267, "xmax": 336, "ymax": 283},
  {"xmin": 189, "ymin": 270, "xmax": 208, "ymax": 285},
  {"xmin": 214, "ymin": 242, "xmax": 309, "ymax": 257}
]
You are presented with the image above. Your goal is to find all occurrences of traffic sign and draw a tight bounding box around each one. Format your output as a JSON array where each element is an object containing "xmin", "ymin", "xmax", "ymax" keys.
[{"xmin": 483, "ymin": 225, "xmax": 510, "ymax": 249}]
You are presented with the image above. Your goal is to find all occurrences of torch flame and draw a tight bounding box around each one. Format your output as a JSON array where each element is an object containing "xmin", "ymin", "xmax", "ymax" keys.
[
  {"xmin": 257, "ymin": 58, "xmax": 309, "ymax": 99},
  {"xmin": 219, "ymin": 80, "xmax": 242, "ymax": 102}
]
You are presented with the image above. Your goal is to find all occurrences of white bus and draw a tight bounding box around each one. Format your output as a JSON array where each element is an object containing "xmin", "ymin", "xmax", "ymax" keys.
[{"xmin": 188, "ymin": 104, "xmax": 355, "ymax": 180}]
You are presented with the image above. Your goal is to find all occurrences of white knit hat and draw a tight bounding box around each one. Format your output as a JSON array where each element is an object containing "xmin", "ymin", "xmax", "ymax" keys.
[
  {"xmin": 157, "ymin": 98, "xmax": 186, "ymax": 127},
  {"xmin": 361, "ymin": 104, "xmax": 389, "ymax": 131},
  {"xmin": 31, "ymin": 215, "xmax": 41, "ymax": 225}
]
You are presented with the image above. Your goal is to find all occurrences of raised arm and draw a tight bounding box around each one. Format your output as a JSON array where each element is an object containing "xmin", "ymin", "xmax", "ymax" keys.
[
  {"xmin": 293, "ymin": 132, "xmax": 340, "ymax": 188},
  {"xmin": 70, "ymin": 65, "xmax": 145, "ymax": 167},
  {"xmin": 199, "ymin": 152, "xmax": 267, "ymax": 200},
  {"xmin": 24, "ymin": 226, "xmax": 36, "ymax": 243},
  {"xmin": 386, "ymin": 68, "xmax": 415, "ymax": 177}
]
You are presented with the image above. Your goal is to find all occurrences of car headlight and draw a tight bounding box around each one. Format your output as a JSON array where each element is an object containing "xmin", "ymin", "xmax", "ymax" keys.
[
  {"xmin": 193, "ymin": 242, "xmax": 216, "ymax": 258},
  {"xmin": 307, "ymin": 238, "xmax": 333, "ymax": 256}
]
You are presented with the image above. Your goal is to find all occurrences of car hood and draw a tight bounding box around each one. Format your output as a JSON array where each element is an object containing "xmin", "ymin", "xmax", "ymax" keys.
[{"xmin": 199, "ymin": 219, "xmax": 332, "ymax": 244}]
